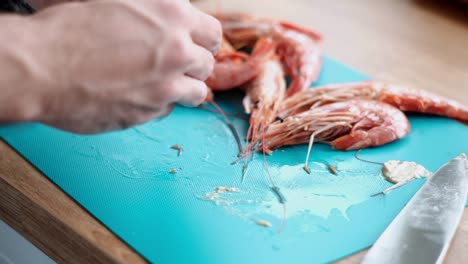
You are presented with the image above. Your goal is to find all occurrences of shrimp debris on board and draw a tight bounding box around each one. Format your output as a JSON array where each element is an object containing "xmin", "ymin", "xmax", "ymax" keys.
[
  {"xmin": 328, "ymin": 164, "xmax": 338, "ymax": 175},
  {"xmin": 382, "ymin": 160, "xmax": 433, "ymax": 184},
  {"xmin": 215, "ymin": 186, "xmax": 240, "ymax": 193},
  {"xmin": 171, "ymin": 145, "xmax": 183, "ymax": 156},
  {"xmin": 371, "ymin": 160, "xmax": 433, "ymax": 197},
  {"xmin": 255, "ymin": 219, "xmax": 273, "ymax": 228}
]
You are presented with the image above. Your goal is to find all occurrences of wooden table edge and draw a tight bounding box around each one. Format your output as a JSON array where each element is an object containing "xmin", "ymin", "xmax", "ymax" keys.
[{"xmin": 0, "ymin": 140, "xmax": 147, "ymax": 264}]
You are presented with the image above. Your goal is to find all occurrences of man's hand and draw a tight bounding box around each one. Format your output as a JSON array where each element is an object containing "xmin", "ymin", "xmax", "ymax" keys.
[{"xmin": 1, "ymin": 0, "xmax": 221, "ymax": 133}]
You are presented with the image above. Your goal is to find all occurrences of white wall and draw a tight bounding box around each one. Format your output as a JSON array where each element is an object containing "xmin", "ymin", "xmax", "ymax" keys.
[{"xmin": 0, "ymin": 220, "xmax": 54, "ymax": 264}]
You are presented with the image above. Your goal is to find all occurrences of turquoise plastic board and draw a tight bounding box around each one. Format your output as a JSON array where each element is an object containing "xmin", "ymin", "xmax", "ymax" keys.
[{"xmin": 1, "ymin": 57, "xmax": 467, "ymax": 264}]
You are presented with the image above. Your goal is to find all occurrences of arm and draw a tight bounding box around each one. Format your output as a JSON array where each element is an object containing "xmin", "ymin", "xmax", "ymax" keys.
[
  {"xmin": 0, "ymin": 15, "xmax": 46, "ymax": 123},
  {"xmin": 0, "ymin": 0, "xmax": 221, "ymax": 133}
]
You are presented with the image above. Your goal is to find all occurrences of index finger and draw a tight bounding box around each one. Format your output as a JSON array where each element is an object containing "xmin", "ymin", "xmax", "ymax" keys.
[{"xmin": 190, "ymin": 8, "xmax": 222, "ymax": 55}]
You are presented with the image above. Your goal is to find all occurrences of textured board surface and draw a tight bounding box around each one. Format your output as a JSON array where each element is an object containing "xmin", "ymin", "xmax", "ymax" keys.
[{"xmin": 0, "ymin": 57, "xmax": 467, "ymax": 264}]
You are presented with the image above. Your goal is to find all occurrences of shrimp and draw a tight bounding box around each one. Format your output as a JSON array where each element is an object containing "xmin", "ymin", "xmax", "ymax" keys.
[
  {"xmin": 242, "ymin": 37, "xmax": 286, "ymax": 153},
  {"xmin": 214, "ymin": 12, "xmax": 323, "ymax": 96},
  {"xmin": 277, "ymin": 81, "xmax": 468, "ymax": 124},
  {"xmin": 377, "ymin": 84, "xmax": 468, "ymax": 125},
  {"xmin": 205, "ymin": 36, "xmax": 269, "ymax": 91},
  {"xmin": 237, "ymin": 37, "xmax": 288, "ymax": 230},
  {"xmin": 213, "ymin": 13, "xmax": 277, "ymax": 49},
  {"xmin": 328, "ymin": 101, "xmax": 411, "ymax": 151},
  {"xmin": 258, "ymin": 100, "xmax": 410, "ymax": 172},
  {"xmin": 275, "ymin": 22, "xmax": 323, "ymax": 97},
  {"xmin": 202, "ymin": 37, "xmax": 285, "ymax": 159}
]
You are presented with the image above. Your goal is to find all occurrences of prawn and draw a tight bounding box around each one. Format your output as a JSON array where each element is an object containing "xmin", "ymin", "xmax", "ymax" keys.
[
  {"xmin": 378, "ymin": 84, "xmax": 468, "ymax": 125},
  {"xmin": 205, "ymin": 36, "xmax": 268, "ymax": 91},
  {"xmin": 202, "ymin": 37, "xmax": 270, "ymax": 153},
  {"xmin": 242, "ymin": 37, "xmax": 286, "ymax": 150},
  {"xmin": 277, "ymin": 81, "xmax": 468, "ymax": 124},
  {"xmin": 275, "ymin": 22, "xmax": 323, "ymax": 96},
  {"xmin": 238, "ymin": 37, "xmax": 288, "ymax": 232},
  {"xmin": 201, "ymin": 37, "xmax": 284, "ymax": 156},
  {"xmin": 258, "ymin": 100, "xmax": 410, "ymax": 171},
  {"xmin": 214, "ymin": 12, "xmax": 323, "ymax": 96}
]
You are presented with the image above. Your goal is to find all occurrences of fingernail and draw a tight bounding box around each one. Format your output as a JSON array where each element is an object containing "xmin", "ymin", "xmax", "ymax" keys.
[{"xmin": 211, "ymin": 43, "xmax": 221, "ymax": 55}]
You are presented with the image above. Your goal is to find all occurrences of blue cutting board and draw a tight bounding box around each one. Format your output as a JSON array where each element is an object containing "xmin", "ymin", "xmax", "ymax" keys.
[{"xmin": 1, "ymin": 57, "xmax": 467, "ymax": 264}]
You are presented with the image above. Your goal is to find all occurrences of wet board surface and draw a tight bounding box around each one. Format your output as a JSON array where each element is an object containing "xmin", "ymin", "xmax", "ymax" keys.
[{"xmin": 1, "ymin": 57, "xmax": 467, "ymax": 264}]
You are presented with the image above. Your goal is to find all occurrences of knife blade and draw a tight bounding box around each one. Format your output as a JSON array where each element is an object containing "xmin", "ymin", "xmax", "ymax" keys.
[{"xmin": 361, "ymin": 153, "xmax": 468, "ymax": 264}]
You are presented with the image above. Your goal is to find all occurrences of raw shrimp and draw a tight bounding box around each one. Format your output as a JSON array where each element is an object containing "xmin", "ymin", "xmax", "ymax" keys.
[
  {"xmin": 260, "ymin": 100, "xmax": 410, "ymax": 152},
  {"xmin": 213, "ymin": 13, "xmax": 275, "ymax": 49},
  {"xmin": 205, "ymin": 36, "xmax": 268, "ymax": 91},
  {"xmin": 242, "ymin": 37, "xmax": 286, "ymax": 148},
  {"xmin": 275, "ymin": 22, "xmax": 323, "ymax": 97},
  {"xmin": 238, "ymin": 37, "xmax": 288, "ymax": 230},
  {"xmin": 214, "ymin": 12, "xmax": 323, "ymax": 96},
  {"xmin": 202, "ymin": 37, "xmax": 285, "ymax": 156},
  {"xmin": 377, "ymin": 84, "xmax": 468, "ymax": 125},
  {"xmin": 277, "ymin": 81, "xmax": 468, "ymax": 124}
]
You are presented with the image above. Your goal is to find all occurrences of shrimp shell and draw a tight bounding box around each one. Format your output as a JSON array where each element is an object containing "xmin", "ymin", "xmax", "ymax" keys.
[
  {"xmin": 378, "ymin": 84, "xmax": 468, "ymax": 125},
  {"xmin": 278, "ymin": 81, "xmax": 468, "ymax": 124}
]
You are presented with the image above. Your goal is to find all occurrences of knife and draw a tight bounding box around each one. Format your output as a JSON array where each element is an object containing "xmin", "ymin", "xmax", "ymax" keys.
[{"xmin": 361, "ymin": 153, "xmax": 468, "ymax": 264}]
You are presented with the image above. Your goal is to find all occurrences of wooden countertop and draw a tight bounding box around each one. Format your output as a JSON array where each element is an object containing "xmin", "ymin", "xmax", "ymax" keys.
[{"xmin": 1, "ymin": 0, "xmax": 467, "ymax": 263}]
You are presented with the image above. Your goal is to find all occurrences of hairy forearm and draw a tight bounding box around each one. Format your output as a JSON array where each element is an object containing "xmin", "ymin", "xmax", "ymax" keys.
[{"xmin": 0, "ymin": 15, "xmax": 52, "ymax": 123}]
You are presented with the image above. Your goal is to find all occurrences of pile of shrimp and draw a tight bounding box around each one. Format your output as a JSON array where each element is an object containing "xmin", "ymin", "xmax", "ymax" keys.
[
  {"xmin": 203, "ymin": 12, "xmax": 468, "ymax": 173},
  {"xmin": 198, "ymin": 11, "xmax": 468, "ymax": 232}
]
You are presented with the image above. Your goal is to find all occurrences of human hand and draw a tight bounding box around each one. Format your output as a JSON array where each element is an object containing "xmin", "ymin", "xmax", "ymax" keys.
[{"xmin": 27, "ymin": 0, "xmax": 221, "ymax": 133}]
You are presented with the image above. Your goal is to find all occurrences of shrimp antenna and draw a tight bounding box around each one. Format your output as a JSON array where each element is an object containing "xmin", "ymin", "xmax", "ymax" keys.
[
  {"xmin": 370, "ymin": 178, "xmax": 415, "ymax": 197},
  {"xmin": 205, "ymin": 97, "xmax": 244, "ymax": 155},
  {"xmin": 261, "ymin": 123, "xmax": 287, "ymax": 233},
  {"xmin": 303, "ymin": 122, "xmax": 348, "ymax": 174},
  {"xmin": 198, "ymin": 105, "xmax": 249, "ymax": 121},
  {"xmin": 354, "ymin": 149, "xmax": 384, "ymax": 165},
  {"xmin": 241, "ymin": 143, "xmax": 254, "ymax": 183}
]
